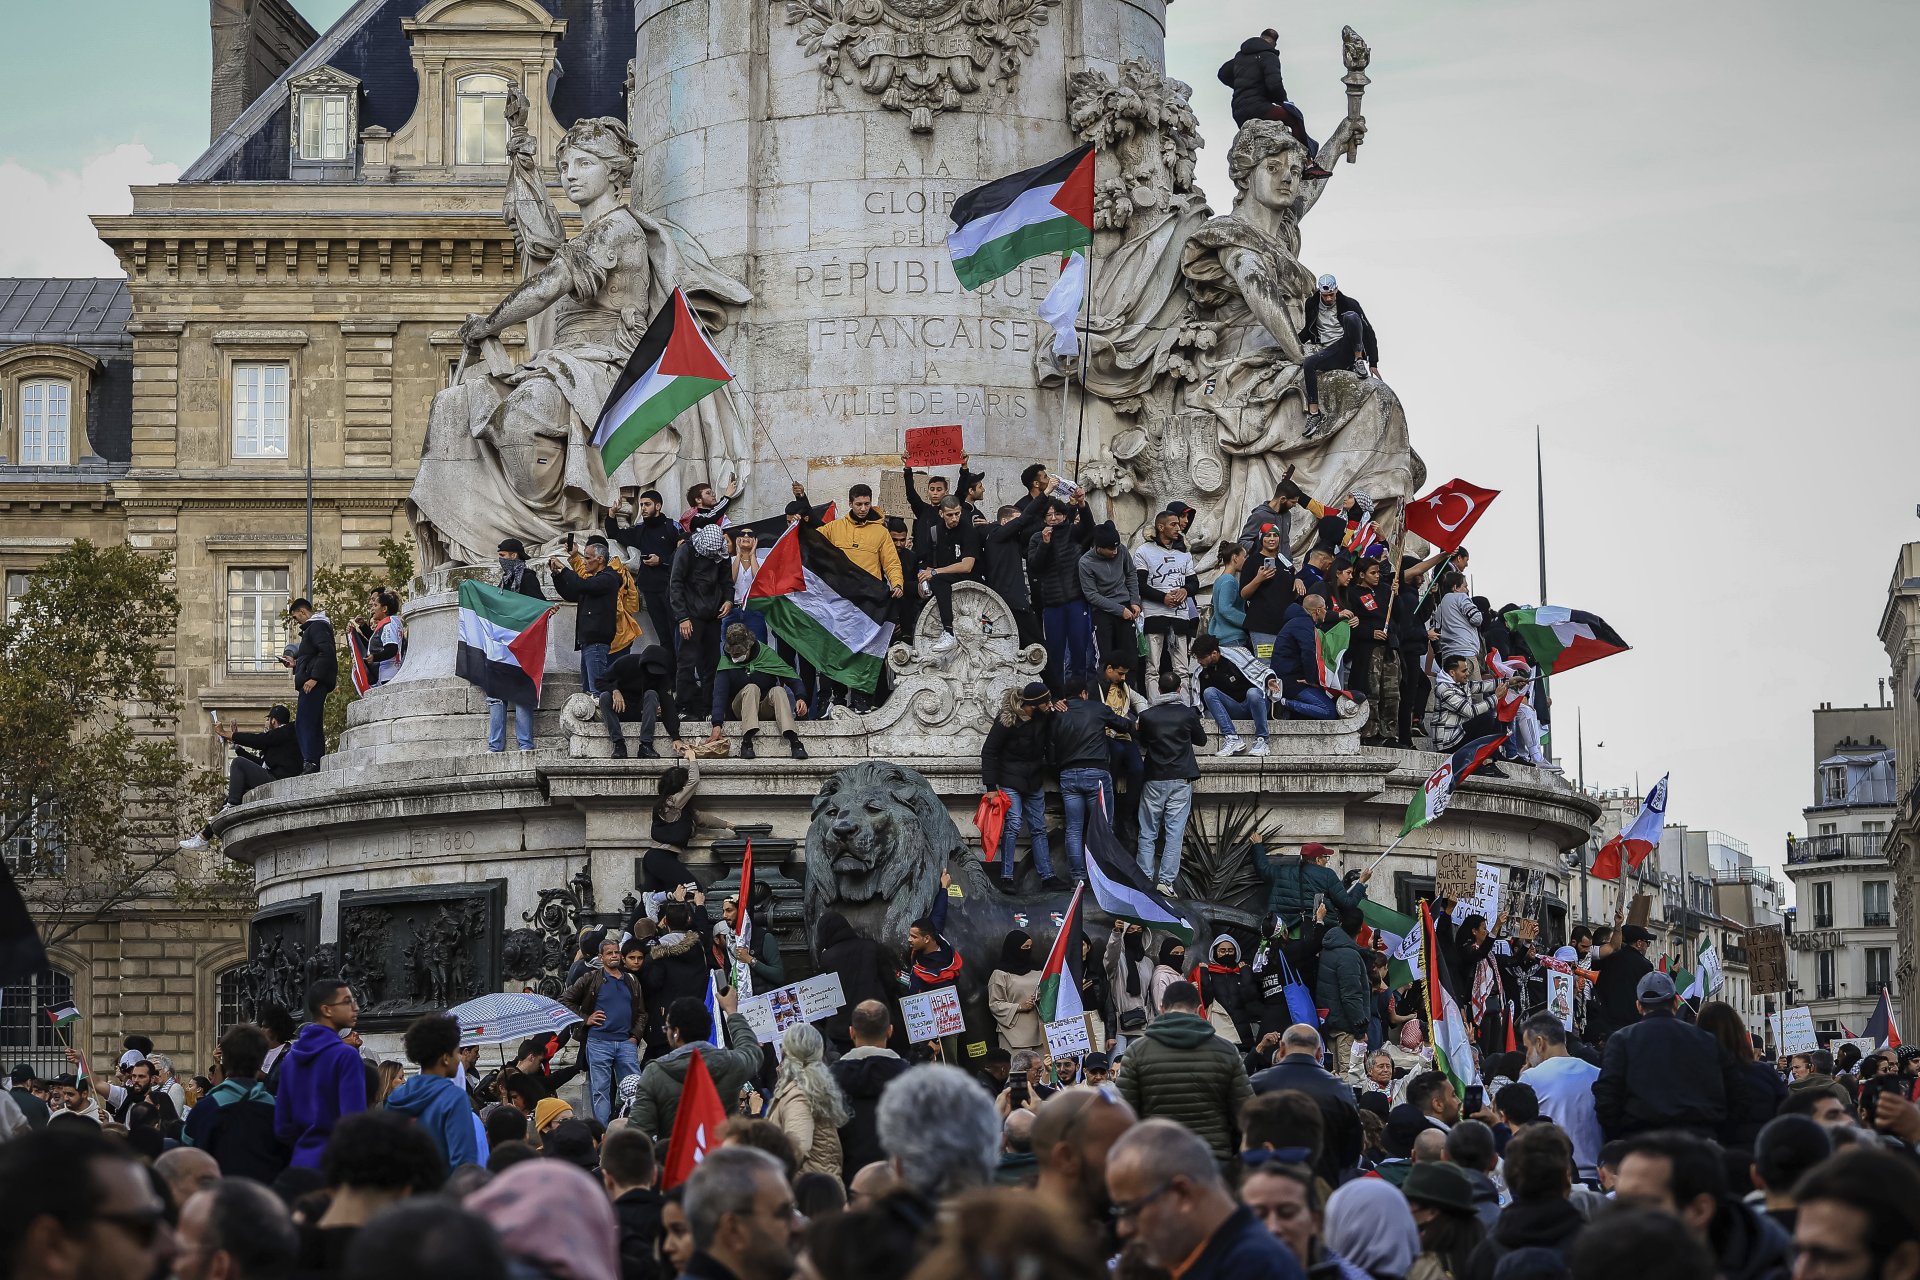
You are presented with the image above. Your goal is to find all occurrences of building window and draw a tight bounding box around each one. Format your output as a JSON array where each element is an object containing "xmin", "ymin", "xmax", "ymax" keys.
[
  {"xmin": 231, "ymin": 362, "xmax": 289, "ymax": 458},
  {"xmin": 1865, "ymin": 881, "xmax": 1890, "ymax": 928},
  {"xmin": 1820, "ymin": 764, "xmax": 1848, "ymax": 804},
  {"xmin": 1863, "ymin": 820, "xmax": 1887, "ymax": 833},
  {"xmin": 1817, "ymin": 822, "xmax": 1836, "ymax": 836},
  {"xmin": 300, "ymin": 93, "xmax": 350, "ymax": 161},
  {"xmin": 1816, "ymin": 950, "xmax": 1836, "ymax": 1000},
  {"xmin": 215, "ymin": 963, "xmax": 247, "ymax": 1035},
  {"xmin": 456, "ymin": 74, "xmax": 511, "ymax": 165},
  {"xmin": 19, "ymin": 378, "xmax": 71, "ymax": 465},
  {"xmin": 1812, "ymin": 881, "xmax": 1834, "ymax": 929},
  {"xmin": 227, "ymin": 568, "xmax": 291, "ymax": 673},
  {"xmin": 3, "ymin": 571, "xmax": 32, "ymax": 623},
  {"xmin": 0, "ymin": 968, "xmax": 74, "ymax": 1080},
  {"xmin": 2, "ymin": 798, "xmax": 65, "ymax": 879},
  {"xmin": 1866, "ymin": 948, "xmax": 1893, "ymax": 991}
]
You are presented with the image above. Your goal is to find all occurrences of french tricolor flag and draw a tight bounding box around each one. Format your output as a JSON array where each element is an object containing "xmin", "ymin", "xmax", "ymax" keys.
[
  {"xmin": 1866, "ymin": 986, "xmax": 1903, "ymax": 1050},
  {"xmin": 1591, "ymin": 774, "xmax": 1668, "ymax": 880}
]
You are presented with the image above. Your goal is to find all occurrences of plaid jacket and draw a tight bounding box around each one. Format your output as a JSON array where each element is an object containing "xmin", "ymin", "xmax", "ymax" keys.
[{"xmin": 1428, "ymin": 674, "xmax": 1504, "ymax": 752}]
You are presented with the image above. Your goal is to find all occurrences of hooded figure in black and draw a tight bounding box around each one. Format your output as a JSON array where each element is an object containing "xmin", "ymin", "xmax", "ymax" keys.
[
  {"xmin": 988, "ymin": 930, "xmax": 1045, "ymax": 1055},
  {"xmin": 814, "ymin": 911, "xmax": 905, "ymax": 1053}
]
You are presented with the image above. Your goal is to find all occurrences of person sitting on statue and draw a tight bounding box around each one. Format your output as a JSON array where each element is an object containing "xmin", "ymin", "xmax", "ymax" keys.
[
  {"xmin": 679, "ymin": 477, "xmax": 737, "ymax": 532},
  {"xmin": 1192, "ymin": 634, "xmax": 1279, "ymax": 757},
  {"xmin": 1218, "ymin": 29, "xmax": 1334, "ymax": 179},
  {"xmin": 1301, "ymin": 310, "xmax": 1370, "ymax": 440},
  {"xmin": 668, "ymin": 521, "xmax": 733, "ymax": 719},
  {"xmin": 600, "ymin": 643, "xmax": 682, "ymax": 758},
  {"xmin": 1272, "ymin": 595, "xmax": 1340, "ymax": 721},
  {"xmin": 902, "ymin": 456, "xmax": 985, "ymax": 548},
  {"xmin": 1428, "ymin": 653, "xmax": 1527, "ymax": 754},
  {"xmin": 918, "ymin": 497, "xmax": 983, "ymax": 655},
  {"xmin": 1298, "ymin": 274, "xmax": 1380, "ymax": 369},
  {"xmin": 706, "ymin": 623, "xmax": 808, "ymax": 761},
  {"xmin": 548, "ymin": 535, "xmax": 621, "ymax": 696}
]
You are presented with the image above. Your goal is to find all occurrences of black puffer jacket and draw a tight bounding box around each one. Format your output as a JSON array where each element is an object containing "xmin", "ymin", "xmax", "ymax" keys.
[
  {"xmin": 982, "ymin": 710, "xmax": 1052, "ymax": 794},
  {"xmin": 668, "ymin": 543, "xmax": 733, "ymax": 624},
  {"xmin": 1026, "ymin": 504, "xmax": 1094, "ymax": 608},
  {"xmin": 830, "ymin": 1048, "xmax": 912, "ymax": 1183},
  {"xmin": 815, "ymin": 912, "xmax": 903, "ymax": 1050},
  {"xmin": 1216, "ymin": 37, "xmax": 1289, "ymax": 126}
]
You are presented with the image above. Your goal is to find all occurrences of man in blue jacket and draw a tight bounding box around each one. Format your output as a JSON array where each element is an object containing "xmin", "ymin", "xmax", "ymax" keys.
[
  {"xmin": 385, "ymin": 1013, "xmax": 484, "ymax": 1170},
  {"xmin": 273, "ymin": 978, "xmax": 368, "ymax": 1168},
  {"xmin": 1271, "ymin": 596, "xmax": 1338, "ymax": 720}
]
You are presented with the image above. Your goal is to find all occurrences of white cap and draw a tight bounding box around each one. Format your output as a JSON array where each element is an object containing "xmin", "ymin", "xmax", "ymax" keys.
[
  {"xmin": 1553, "ymin": 946, "xmax": 1578, "ymax": 963},
  {"xmin": 118, "ymin": 1050, "xmax": 146, "ymax": 1069},
  {"xmin": 1316, "ymin": 273, "xmax": 1338, "ymax": 291}
]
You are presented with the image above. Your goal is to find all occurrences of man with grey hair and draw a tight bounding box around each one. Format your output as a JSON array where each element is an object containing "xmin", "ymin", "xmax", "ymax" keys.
[
  {"xmin": 681, "ymin": 1145, "xmax": 801, "ymax": 1280},
  {"xmin": 877, "ymin": 1064, "xmax": 999, "ymax": 1202},
  {"xmin": 996, "ymin": 1107, "xmax": 1038, "ymax": 1186},
  {"xmin": 174, "ymin": 1181, "xmax": 299, "ymax": 1280},
  {"xmin": 1107, "ymin": 1118, "xmax": 1304, "ymax": 1278},
  {"xmin": 154, "ymin": 1147, "xmax": 220, "ymax": 1209},
  {"xmin": 1251, "ymin": 1023, "xmax": 1362, "ymax": 1180}
]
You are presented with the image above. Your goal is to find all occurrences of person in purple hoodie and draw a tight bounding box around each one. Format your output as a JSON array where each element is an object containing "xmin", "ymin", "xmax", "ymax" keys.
[{"xmin": 274, "ymin": 978, "xmax": 369, "ymax": 1168}]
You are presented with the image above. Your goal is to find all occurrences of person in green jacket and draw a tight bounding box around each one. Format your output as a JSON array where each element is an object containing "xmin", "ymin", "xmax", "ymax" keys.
[
  {"xmin": 1114, "ymin": 980, "xmax": 1252, "ymax": 1163},
  {"xmin": 1253, "ymin": 837, "xmax": 1370, "ymax": 932}
]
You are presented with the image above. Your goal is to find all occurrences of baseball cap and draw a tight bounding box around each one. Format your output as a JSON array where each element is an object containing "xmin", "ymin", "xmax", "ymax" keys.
[
  {"xmin": 1620, "ymin": 925, "xmax": 1654, "ymax": 947},
  {"xmin": 1316, "ymin": 273, "xmax": 1338, "ymax": 291},
  {"xmin": 1636, "ymin": 970, "xmax": 1677, "ymax": 1002}
]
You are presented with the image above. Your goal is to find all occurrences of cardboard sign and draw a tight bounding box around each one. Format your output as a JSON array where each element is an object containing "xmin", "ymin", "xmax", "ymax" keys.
[
  {"xmin": 738, "ymin": 972, "xmax": 848, "ymax": 1045},
  {"xmin": 1435, "ymin": 849, "xmax": 1477, "ymax": 903},
  {"xmin": 904, "ymin": 425, "xmax": 965, "ymax": 468},
  {"xmin": 1835, "ymin": 1036, "xmax": 1877, "ymax": 1061},
  {"xmin": 1045, "ymin": 1016, "xmax": 1093, "ymax": 1059},
  {"xmin": 1546, "ymin": 969, "xmax": 1575, "ymax": 1031},
  {"xmin": 1450, "ymin": 863, "xmax": 1501, "ymax": 925},
  {"xmin": 1747, "ymin": 925, "xmax": 1789, "ymax": 996},
  {"xmin": 900, "ymin": 986, "xmax": 967, "ymax": 1044},
  {"xmin": 1780, "ymin": 1006, "xmax": 1819, "ymax": 1055},
  {"xmin": 1625, "ymin": 894, "xmax": 1653, "ymax": 929}
]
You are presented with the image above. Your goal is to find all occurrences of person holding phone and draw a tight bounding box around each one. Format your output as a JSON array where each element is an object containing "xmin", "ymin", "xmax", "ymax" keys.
[
  {"xmin": 560, "ymin": 933, "xmax": 645, "ymax": 1125},
  {"xmin": 181, "ymin": 705, "xmax": 304, "ymax": 850}
]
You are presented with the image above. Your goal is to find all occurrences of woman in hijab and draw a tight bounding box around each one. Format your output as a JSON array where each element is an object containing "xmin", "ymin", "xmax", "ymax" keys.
[
  {"xmin": 987, "ymin": 930, "xmax": 1045, "ymax": 1054},
  {"xmin": 814, "ymin": 911, "xmax": 903, "ymax": 1053},
  {"xmin": 1104, "ymin": 922, "xmax": 1155, "ymax": 1045},
  {"xmin": 1196, "ymin": 934, "xmax": 1253, "ymax": 1047},
  {"xmin": 1148, "ymin": 935, "xmax": 1189, "ymax": 1015},
  {"xmin": 466, "ymin": 1159, "xmax": 619, "ymax": 1280},
  {"xmin": 1325, "ymin": 1177, "xmax": 1423, "ymax": 1280},
  {"xmin": 1078, "ymin": 933, "xmax": 1111, "ymax": 1050}
]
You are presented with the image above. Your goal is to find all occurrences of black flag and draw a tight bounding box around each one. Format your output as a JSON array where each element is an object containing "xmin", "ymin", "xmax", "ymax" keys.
[{"xmin": 0, "ymin": 860, "xmax": 50, "ymax": 984}]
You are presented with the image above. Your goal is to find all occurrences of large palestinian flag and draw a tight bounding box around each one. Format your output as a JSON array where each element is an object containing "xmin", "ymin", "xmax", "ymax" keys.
[
  {"xmin": 1420, "ymin": 900, "xmax": 1482, "ymax": 1099},
  {"xmin": 1401, "ymin": 732, "xmax": 1508, "ymax": 835},
  {"xmin": 455, "ymin": 580, "xmax": 557, "ymax": 706},
  {"xmin": 746, "ymin": 523, "xmax": 895, "ymax": 693},
  {"xmin": 1036, "ymin": 882, "xmax": 1086, "ymax": 1023},
  {"xmin": 947, "ymin": 145, "xmax": 1095, "ymax": 291},
  {"xmin": 1082, "ymin": 801, "xmax": 1193, "ymax": 943},
  {"xmin": 1501, "ymin": 606, "xmax": 1629, "ymax": 675},
  {"xmin": 591, "ymin": 288, "xmax": 734, "ymax": 472}
]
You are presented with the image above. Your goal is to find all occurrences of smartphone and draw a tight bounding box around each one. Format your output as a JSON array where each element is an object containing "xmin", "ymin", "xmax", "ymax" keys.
[
  {"xmin": 1464, "ymin": 1084, "xmax": 1484, "ymax": 1114},
  {"xmin": 1862, "ymin": 1074, "xmax": 1906, "ymax": 1125},
  {"xmin": 566, "ymin": 531, "xmax": 576, "ymax": 550}
]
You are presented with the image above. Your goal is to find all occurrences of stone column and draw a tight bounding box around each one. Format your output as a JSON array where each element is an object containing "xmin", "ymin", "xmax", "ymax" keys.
[{"xmin": 631, "ymin": 0, "xmax": 1169, "ymax": 512}]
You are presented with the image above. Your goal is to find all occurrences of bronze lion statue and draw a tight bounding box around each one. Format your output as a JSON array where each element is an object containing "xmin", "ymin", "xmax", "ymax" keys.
[{"xmin": 802, "ymin": 760, "xmax": 998, "ymax": 960}]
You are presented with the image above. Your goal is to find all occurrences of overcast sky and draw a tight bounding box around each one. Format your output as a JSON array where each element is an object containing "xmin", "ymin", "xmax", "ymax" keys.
[{"xmin": 4, "ymin": 1, "xmax": 1915, "ymax": 894}]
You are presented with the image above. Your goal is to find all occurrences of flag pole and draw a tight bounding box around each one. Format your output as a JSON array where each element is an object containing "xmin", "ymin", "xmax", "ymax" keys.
[
  {"xmin": 1070, "ymin": 239, "xmax": 1095, "ymax": 481},
  {"xmin": 1534, "ymin": 426, "xmax": 1551, "ymax": 759},
  {"xmin": 1362, "ymin": 834, "xmax": 1408, "ymax": 877}
]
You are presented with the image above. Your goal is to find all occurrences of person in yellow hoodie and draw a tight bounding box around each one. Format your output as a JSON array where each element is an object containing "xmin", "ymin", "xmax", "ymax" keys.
[
  {"xmin": 572, "ymin": 538, "xmax": 643, "ymax": 656},
  {"xmin": 794, "ymin": 481, "xmax": 904, "ymax": 595}
]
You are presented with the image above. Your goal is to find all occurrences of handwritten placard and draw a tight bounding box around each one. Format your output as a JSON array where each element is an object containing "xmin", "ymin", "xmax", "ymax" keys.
[
  {"xmin": 900, "ymin": 986, "xmax": 967, "ymax": 1044},
  {"xmin": 1780, "ymin": 1006, "xmax": 1819, "ymax": 1055},
  {"xmin": 738, "ymin": 972, "xmax": 847, "ymax": 1045},
  {"xmin": 1435, "ymin": 849, "xmax": 1476, "ymax": 903},
  {"xmin": 904, "ymin": 425, "xmax": 965, "ymax": 468}
]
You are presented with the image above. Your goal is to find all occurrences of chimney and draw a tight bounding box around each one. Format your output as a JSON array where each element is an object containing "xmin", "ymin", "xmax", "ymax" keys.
[{"xmin": 209, "ymin": 0, "xmax": 319, "ymax": 141}]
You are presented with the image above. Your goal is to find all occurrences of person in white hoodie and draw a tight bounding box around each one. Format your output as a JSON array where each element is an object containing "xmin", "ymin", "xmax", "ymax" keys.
[{"xmin": 1135, "ymin": 511, "xmax": 1199, "ymax": 704}]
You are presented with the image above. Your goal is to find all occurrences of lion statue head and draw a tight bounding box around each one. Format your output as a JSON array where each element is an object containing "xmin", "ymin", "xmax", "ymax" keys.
[{"xmin": 803, "ymin": 760, "xmax": 995, "ymax": 958}]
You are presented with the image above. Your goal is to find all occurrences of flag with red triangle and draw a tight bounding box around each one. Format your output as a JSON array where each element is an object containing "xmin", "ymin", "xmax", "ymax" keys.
[
  {"xmin": 660, "ymin": 1048, "xmax": 728, "ymax": 1189},
  {"xmin": 1037, "ymin": 882, "xmax": 1086, "ymax": 1024},
  {"xmin": 728, "ymin": 842, "xmax": 756, "ymax": 997},
  {"xmin": 591, "ymin": 288, "xmax": 734, "ymax": 473},
  {"xmin": 947, "ymin": 145, "xmax": 1095, "ymax": 290}
]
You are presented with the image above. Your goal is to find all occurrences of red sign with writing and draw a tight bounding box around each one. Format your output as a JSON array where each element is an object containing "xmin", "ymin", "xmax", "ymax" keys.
[{"xmin": 904, "ymin": 425, "xmax": 965, "ymax": 469}]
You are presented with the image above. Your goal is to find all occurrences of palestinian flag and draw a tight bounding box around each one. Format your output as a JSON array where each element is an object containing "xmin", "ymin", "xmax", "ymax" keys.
[
  {"xmin": 1358, "ymin": 900, "xmax": 1421, "ymax": 991},
  {"xmin": 591, "ymin": 288, "xmax": 734, "ymax": 472},
  {"xmin": 1401, "ymin": 733, "xmax": 1509, "ymax": 835},
  {"xmin": 728, "ymin": 842, "xmax": 756, "ymax": 998},
  {"xmin": 1420, "ymin": 900, "xmax": 1481, "ymax": 1098},
  {"xmin": 455, "ymin": 580, "xmax": 557, "ymax": 706},
  {"xmin": 1036, "ymin": 882, "xmax": 1086, "ymax": 1023},
  {"xmin": 44, "ymin": 1004, "xmax": 80, "ymax": 1028},
  {"xmin": 1501, "ymin": 606, "xmax": 1629, "ymax": 675},
  {"xmin": 948, "ymin": 145, "xmax": 1095, "ymax": 291},
  {"xmin": 1591, "ymin": 773, "xmax": 1666, "ymax": 880},
  {"xmin": 1318, "ymin": 619, "xmax": 1353, "ymax": 695},
  {"xmin": 1082, "ymin": 801, "xmax": 1193, "ymax": 943},
  {"xmin": 746, "ymin": 524, "xmax": 895, "ymax": 693}
]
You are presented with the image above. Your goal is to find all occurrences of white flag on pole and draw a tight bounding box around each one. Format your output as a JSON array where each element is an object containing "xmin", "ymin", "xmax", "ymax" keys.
[{"xmin": 1038, "ymin": 252, "xmax": 1087, "ymax": 358}]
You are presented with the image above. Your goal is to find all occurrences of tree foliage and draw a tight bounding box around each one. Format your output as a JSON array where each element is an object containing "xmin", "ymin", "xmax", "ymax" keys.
[
  {"xmin": 0, "ymin": 540, "xmax": 228, "ymax": 946},
  {"xmin": 314, "ymin": 536, "xmax": 416, "ymax": 744}
]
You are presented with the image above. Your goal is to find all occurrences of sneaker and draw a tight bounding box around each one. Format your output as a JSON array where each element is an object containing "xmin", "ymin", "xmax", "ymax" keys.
[
  {"xmin": 637, "ymin": 743, "xmax": 659, "ymax": 758},
  {"xmin": 1042, "ymin": 876, "xmax": 1071, "ymax": 892},
  {"xmin": 610, "ymin": 742, "xmax": 629, "ymax": 759},
  {"xmin": 997, "ymin": 876, "xmax": 1018, "ymax": 894},
  {"xmin": 178, "ymin": 832, "xmax": 209, "ymax": 851},
  {"xmin": 1156, "ymin": 881, "xmax": 1178, "ymax": 896},
  {"xmin": 786, "ymin": 733, "xmax": 808, "ymax": 761},
  {"xmin": 1249, "ymin": 738, "xmax": 1271, "ymax": 757},
  {"xmin": 1302, "ymin": 412, "xmax": 1325, "ymax": 440},
  {"xmin": 1219, "ymin": 734, "xmax": 1248, "ymax": 757},
  {"xmin": 932, "ymin": 630, "xmax": 958, "ymax": 654},
  {"xmin": 1304, "ymin": 162, "xmax": 1334, "ymax": 181}
]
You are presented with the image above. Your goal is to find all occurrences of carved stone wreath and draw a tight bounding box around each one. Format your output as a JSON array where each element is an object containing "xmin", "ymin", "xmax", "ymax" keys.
[{"xmin": 784, "ymin": 0, "xmax": 1059, "ymax": 133}]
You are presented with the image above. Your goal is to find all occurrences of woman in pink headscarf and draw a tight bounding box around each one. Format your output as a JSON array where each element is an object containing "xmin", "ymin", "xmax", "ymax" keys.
[{"xmin": 467, "ymin": 1159, "xmax": 619, "ymax": 1280}]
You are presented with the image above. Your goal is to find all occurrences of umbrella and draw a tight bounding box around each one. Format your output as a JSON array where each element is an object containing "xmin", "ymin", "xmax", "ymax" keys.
[{"xmin": 448, "ymin": 992, "xmax": 582, "ymax": 1046}]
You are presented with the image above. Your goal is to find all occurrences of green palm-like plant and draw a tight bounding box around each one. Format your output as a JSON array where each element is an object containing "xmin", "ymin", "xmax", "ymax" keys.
[{"xmin": 1175, "ymin": 797, "xmax": 1268, "ymax": 930}]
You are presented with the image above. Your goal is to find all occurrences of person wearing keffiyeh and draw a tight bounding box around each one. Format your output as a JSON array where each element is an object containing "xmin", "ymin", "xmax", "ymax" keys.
[{"xmin": 669, "ymin": 518, "xmax": 735, "ymax": 720}]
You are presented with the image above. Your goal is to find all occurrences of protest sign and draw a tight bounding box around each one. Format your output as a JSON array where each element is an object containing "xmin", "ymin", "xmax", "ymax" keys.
[
  {"xmin": 900, "ymin": 986, "xmax": 966, "ymax": 1044},
  {"xmin": 1746, "ymin": 925, "xmax": 1788, "ymax": 996},
  {"xmin": 1546, "ymin": 969, "xmax": 1575, "ymax": 1031},
  {"xmin": 1045, "ymin": 1016, "xmax": 1092, "ymax": 1058},
  {"xmin": 1780, "ymin": 1006, "xmax": 1819, "ymax": 1055},
  {"xmin": 1435, "ymin": 849, "xmax": 1476, "ymax": 902},
  {"xmin": 1450, "ymin": 862, "xmax": 1501, "ymax": 925},
  {"xmin": 738, "ymin": 973, "xmax": 848, "ymax": 1045},
  {"xmin": 904, "ymin": 425, "xmax": 964, "ymax": 468}
]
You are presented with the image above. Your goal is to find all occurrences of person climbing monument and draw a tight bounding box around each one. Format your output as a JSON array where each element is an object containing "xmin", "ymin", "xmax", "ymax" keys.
[{"xmin": 1218, "ymin": 29, "xmax": 1334, "ymax": 179}]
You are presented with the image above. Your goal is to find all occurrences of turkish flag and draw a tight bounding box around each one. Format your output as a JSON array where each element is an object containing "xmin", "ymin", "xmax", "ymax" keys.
[
  {"xmin": 660, "ymin": 1048, "xmax": 728, "ymax": 1189},
  {"xmin": 1403, "ymin": 479, "xmax": 1500, "ymax": 554}
]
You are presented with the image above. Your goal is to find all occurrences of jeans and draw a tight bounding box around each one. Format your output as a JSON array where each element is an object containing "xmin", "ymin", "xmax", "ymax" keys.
[
  {"xmin": 1202, "ymin": 686, "xmax": 1269, "ymax": 739},
  {"xmin": 579, "ymin": 642, "xmax": 611, "ymax": 697},
  {"xmin": 294, "ymin": 688, "xmax": 327, "ymax": 766},
  {"xmin": 1058, "ymin": 767, "xmax": 1111, "ymax": 877},
  {"xmin": 487, "ymin": 698, "xmax": 534, "ymax": 751},
  {"xmin": 225, "ymin": 757, "xmax": 275, "ymax": 806},
  {"xmin": 584, "ymin": 1034, "xmax": 642, "ymax": 1125},
  {"xmin": 1041, "ymin": 602, "xmax": 1093, "ymax": 690},
  {"xmin": 1136, "ymin": 778, "xmax": 1193, "ymax": 886},
  {"xmin": 1285, "ymin": 687, "xmax": 1339, "ymax": 720},
  {"xmin": 1249, "ymin": 631, "xmax": 1278, "ymax": 662},
  {"xmin": 998, "ymin": 788, "xmax": 1054, "ymax": 881}
]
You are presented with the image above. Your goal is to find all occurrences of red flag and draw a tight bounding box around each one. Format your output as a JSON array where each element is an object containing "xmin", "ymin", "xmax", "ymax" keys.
[
  {"xmin": 1403, "ymin": 479, "xmax": 1499, "ymax": 554},
  {"xmin": 1504, "ymin": 1003, "xmax": 1517, "ymax": 1053},
  {"xmin": 660, "ymin": 1048, "xmax": 727, "ymax": 1189},
  {"xmin": 347, "ymin": 629, "xmax": 372, "ymax": 696}
]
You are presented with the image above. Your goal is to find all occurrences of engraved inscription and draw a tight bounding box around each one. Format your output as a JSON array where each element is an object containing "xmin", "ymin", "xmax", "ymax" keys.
[
  {"xmin": 810, "ymin": 315, "xmax": 1037, "ymax": 354},
  {"xmin": 793, "ymin": 256, "xmax": 1051, "ymax": 302},
  {"xmin": 818, "ymin": 387, "xmax": 1030, "ymax": 419}
]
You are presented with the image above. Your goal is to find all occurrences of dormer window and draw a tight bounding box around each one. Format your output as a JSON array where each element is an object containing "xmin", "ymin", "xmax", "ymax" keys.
[
  {"xmin": 456, "ymin": 74, "xmax": 512, "ymax": 165},
  {"xmin": 300, "ymin": 93, "xmax": 349, "ymax": 161}
]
